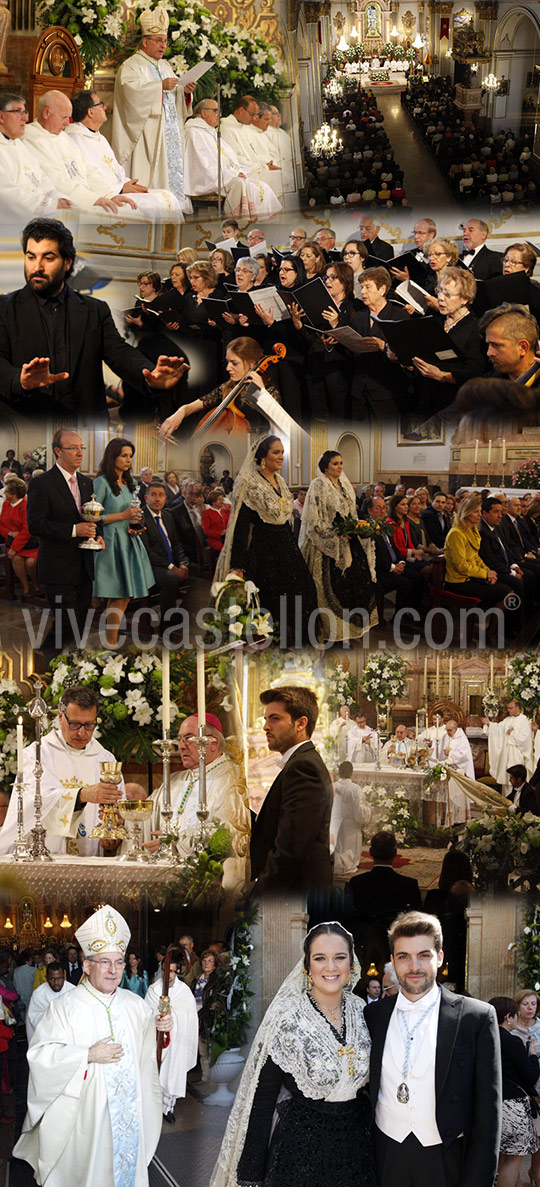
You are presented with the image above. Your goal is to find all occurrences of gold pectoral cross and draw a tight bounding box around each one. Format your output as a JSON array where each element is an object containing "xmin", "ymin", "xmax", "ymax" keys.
[{"xmin": 337, "ymin": 1043, "xmax": 356, "ymax": 1076}]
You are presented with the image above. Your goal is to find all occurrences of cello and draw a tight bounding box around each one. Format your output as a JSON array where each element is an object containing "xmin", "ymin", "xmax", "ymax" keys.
[{"xmin": 192, "ymin": 343, "xmax": 287, "ymax": 437}]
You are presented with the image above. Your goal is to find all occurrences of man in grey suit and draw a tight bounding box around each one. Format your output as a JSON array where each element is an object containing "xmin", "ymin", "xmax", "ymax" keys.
[{"xmin": 365, "ymin": 910, "xmax": 501, "ymax": 1187}]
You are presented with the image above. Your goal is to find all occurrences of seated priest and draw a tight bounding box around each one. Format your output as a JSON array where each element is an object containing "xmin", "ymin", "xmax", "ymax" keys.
[
  {"xmin": 0, "ymin": 92, "xmax": 70, "ymax": 216},
  {"xmin": 147, "ymin": 712, "xmax": 250, "ymax": 893},
  {"xmin": 0, "ymin": 687, "xmax": 126, "ymax": 856},
  {"xmin": 23, "ymin": 90, "xmax": 148, "ymax": 215},
  {"xmin": 65, "ymin": 90, "xmax": 181, "ymax": 220},
  {"xmin": 183, "ymin": 98, "xmax": 281, "ymax": 221}
]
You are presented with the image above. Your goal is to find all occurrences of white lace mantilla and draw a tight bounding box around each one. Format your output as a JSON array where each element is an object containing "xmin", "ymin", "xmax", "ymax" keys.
[{"xmin": 298, "ymin": 473, "xmax": 357, "ymax": 573}]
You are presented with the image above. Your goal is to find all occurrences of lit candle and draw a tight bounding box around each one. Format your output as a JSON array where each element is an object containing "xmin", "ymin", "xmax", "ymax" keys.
[
  {"xmin": 161, "ymin": 648, "xmax": 170, "ymax": 733},
  {"xmin": 197, "ymin": 647, "xmax": 206, "ymax": 726},
  {"xmin": 474, "ymin": 439, "xmax": 479, "ymax": 464},
  {"xmin": 502, "ymin": 439, "xmax": 506, "ymax": 466},
  {"xmin": 505, "ymin": 657, "xmax": 509, "ymax": 679},
  {"xmin": 16, "ymin": 716, "xmax": 23, "ymax": 774},
  {"xmin": 490, "ymin": 655, "xmax": 494, "ymax": 690},
  {"xmin": 488, "ymin": 439, "xmax": 492, "ymax": 464},
  {"xmin": 448, "ymin": 657, "xmax": 452, "ymax": 693},
  {"xmin": 435, "ymin": 654, "xmax": 440, "ymax": 695},
  {"xmin": 423, "ymin": 656, "xmax": 427, "ymax": 697}
]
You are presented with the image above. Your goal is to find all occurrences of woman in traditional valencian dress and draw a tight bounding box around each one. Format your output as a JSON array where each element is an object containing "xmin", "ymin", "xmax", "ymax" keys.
[
  {"xmin": 210, "ymin": 922, "xmax": 376, "ymax": 1187},
  {"xmin": 215, "ymin": 435, "xmax": 317, "ymax": 644},
  {"xmin": 299, "ymin": 450, "xmax": 376, "ymax": 642}
]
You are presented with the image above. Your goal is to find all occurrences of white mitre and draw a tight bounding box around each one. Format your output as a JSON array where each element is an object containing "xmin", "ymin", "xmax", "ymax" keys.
[
  {"xmin": 139, "ymin": 6, "xmax": 169, "ymax": 34},
  {"xmin": 75, "ymin": 903, "xmax": 130, "ymax": 956}
]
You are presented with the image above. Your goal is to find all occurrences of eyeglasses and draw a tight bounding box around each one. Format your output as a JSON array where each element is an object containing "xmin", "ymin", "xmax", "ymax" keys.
[
  {"xmin": 289, "ymin": 235, "xmax": 306, "ymax": 242},
  {"xmin": 61, "ymin": 711, "xmax": 97, "ymax": 732},
  {"xmin": 89, "ymin": 100, "xmax": 106, "ymax": 110},
  {"xmin": 343, "ymin": 250, "xmax": 360, "ymax": 257},
  {"xmin": 88, "ymin": 958, "xmax": 126, "ymax": 970},
  {"xmin": 6, "ymin": 107, "xmax": 27, "ymax": 115},
  {"xmin": 61, "ymin": 445, "xmax": 86, "ymax": 452}
]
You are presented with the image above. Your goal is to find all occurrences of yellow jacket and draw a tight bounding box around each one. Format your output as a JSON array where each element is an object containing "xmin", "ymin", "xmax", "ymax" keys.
[{"xmin": 444, "ymin": 523, "xmax": 489, "ymax": 583}]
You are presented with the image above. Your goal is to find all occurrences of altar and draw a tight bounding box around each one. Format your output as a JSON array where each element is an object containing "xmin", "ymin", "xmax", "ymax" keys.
[{"xmin": 352, "ymin": 763, "xmax": 445, "ymax": 827}]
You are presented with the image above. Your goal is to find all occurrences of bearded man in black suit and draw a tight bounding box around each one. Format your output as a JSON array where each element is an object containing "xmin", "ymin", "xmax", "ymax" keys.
[
  {"xmin": 250, "ymin": 685, "xmax": 333, "ymax": 895},
  {"xmin": 0, "ymin": 217, "xmax": 188, "ymax": 422},
  {"xmin": 26, "ymin": 427, "xmax": 102, "ymax": 650},
  {"xmin": 365, "ymin": 910, "xmax": 501, "ymax": 1187}
]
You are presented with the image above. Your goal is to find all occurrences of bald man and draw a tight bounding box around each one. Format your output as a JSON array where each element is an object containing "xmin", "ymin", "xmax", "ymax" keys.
[{"xmin": 23, "ymin": 91, "xmax": 137, "ymax": 213}]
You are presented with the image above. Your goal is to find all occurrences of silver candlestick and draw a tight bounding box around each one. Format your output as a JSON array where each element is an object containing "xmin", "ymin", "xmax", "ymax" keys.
[
  {"xmin": 152, "ymin": 732, "xmax": 181, "ymax": 863},
  {"xmin": 195, "ymin": 725, "xmax": 211, "ymax": 840},
  {"xmin": 28, "ymin": 680, "xmax": 52, "ymax": 861},
  {"xmin": 12, "ymin": 772, "xmax": 31, "ymax": 862}
]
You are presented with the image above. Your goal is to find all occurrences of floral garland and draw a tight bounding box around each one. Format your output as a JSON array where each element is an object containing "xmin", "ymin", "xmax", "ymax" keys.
[
  {"xmin": 37, "ymin": 0, "xmax": 126, "ymax": 72},
  {"xmin": 42, "ymin": 650, "xmax": 233, "ymax": 764},
  {"xmin": 459, "ymin": 812, "xmax": 540, "ymax": 894},
  {"xmin": 326, "ymin": 661, "xmax": 358, "ymax": 715},
  {"xmin": 208, "ymin": 905, "xmax": 257, "ymax": 1063},
  {"xmin": 132, "ymin": 0, "xmax": 286, "ymax": 111},
  {"xmin": 0, "ymin": 679, "xmax": 28, "ymax": 796},
  {"xmin": 359, "ymin": 653, "xmax": 409, "ymax": 702},
  {"xmin": 506, "ymin": 654, "xmax": 540, "ymax": 714},
  {"xmin": 362, "ymin": 782, "xmax": 418, "ymax": 847},
  {"xmin": 511, "ymin": 459, "xmax": 540, "ymax": 490}
]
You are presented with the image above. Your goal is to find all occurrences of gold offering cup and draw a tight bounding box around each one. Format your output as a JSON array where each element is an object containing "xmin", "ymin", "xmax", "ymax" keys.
[
  {"xmin": 91, "ymin": 761, "xmax": 129, "ymax": 841},
  {"xmin": 117, "ymin": 800, "xmax": 154, "ymax": 862}
]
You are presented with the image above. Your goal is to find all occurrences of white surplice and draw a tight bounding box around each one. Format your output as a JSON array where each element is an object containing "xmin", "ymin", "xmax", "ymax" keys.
[
  {"xmin": 330, "ymin": 777, "xmax": 371, "ymax": 874},
  {"xmin": 64, "ymin": 123, "xmax": 180, "ymax": 219},
  {"xmin": 145, "ymin": 978, "xmax": 198, "ymax": 1111},
  {"xmin": 484, "ymin": 713, "xmax": 533, "ymax": 793},
  {"xmin": 150, "ymin": 752, "xmax": 250, "ymax": 893},
  {"xmin": 444, "ymin": 728, "xmax": 474, "ymax": 823},
  {"xmin": 14, "ymin": 983, "xmax": 162, "ymax": 1187},
  {"xmin": 266, "ymin": 124, "xmax": 296, "ymax": 193},
  {"xmin": 0, "ymin": 135, "xmax": 63, "ymax": 215},
  {"xmin": 23, "ymin": 122, "xmax": 118, "ymax": 210},
  {"xmin": 26, "ymin": 981, "xmax": 75, "ymax": 1042},
  {"xmin": 220, "ymin": 114, "xmax": 279, "ymax": 193},
  {"xmin": 419, "ymin": 725, "xmax": 448, "ymax": 764},
  {"xmin": 0, "ymin": 729, "xmax": 125, "ymax": 856},
  {"xmin": 183, "ymin": 117, "xmax": 280, "ymax": 219}
]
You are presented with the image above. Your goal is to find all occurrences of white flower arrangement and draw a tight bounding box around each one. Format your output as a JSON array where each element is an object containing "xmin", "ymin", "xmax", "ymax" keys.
[
  {"xmin": 506, "ymin": 655, "xmax": 540, "ymax": 714},
  {"xmin": 482, "ymin": 688, "xmax": 500, "ymax": 720},
  {"xmin": 359, "ymin": 653, "xmax": 409, "ymax": 703}
]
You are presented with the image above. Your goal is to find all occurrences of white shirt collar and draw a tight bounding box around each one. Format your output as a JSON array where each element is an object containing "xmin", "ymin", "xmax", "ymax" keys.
[
  {"xmin": 56, "ymin": 462, "xmax": 79, "ymax": 484},
  {"xmin": 396, "ymin": 981, "xmax": 441, "ymax": 1012},
  {"xmin": 275, "ymin": 740, "xmax": 308, "ymax": 768}
]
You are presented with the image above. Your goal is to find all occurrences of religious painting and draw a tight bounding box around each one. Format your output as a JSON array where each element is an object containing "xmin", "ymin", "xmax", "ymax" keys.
[
  {"xmin": 397, "ymin": 414, "xmax": 445, "ymax": 446},
  {"xmin": 364, "ymin": 1, "xmax": 382, "ymax": 40},
  {"xmin": 453, "ymin": 7, "xmax": 474, "ymax": 32}
]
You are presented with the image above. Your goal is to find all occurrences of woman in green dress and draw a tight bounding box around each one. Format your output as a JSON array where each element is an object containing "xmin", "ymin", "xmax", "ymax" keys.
[{"xmin": 93, "ymin": 438, "xmax": 155, "ymax": 647}]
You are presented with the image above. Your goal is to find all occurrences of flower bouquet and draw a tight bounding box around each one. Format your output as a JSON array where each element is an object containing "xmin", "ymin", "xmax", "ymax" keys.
[
  {"xmin": 359, "ymin": 653, "xmax": 409, "ymax": 702},
  {"xmin": 511, "ymin": 459, "xmax": 540, "ymax": 490},
  {"xmin": 482, "ymin": 688, "xmax": 500, "ymax": 720},
  {"xmin": 332, "ymin": 511, "xmax": 395, "ymax": 541},
  {"xmin": 208, "ymin": 574, "xmax": 273, "ymax": 649},
  {"xmin": 506, "ymin": 654, "xmax": 540, "ymax": 714}
]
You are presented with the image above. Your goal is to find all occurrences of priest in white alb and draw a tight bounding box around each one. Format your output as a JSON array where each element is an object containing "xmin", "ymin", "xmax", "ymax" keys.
[
  {"xmin": 482, "ymin": 698, "xmax": 533, "ymax": 794},
  {"xmin": 13, "ymin": 904, "xmax": 169, "ymax": 1187},
  {"xmin": 111, "ymin": 6, "xmax": 194, "ymax": 212},
  {"xmin": 65, "ymin": 89, "xmax": 180, "ymax": 220},
  {"xmin": 23, "ymin": 90, "xmax": 139, "ymax": 214},
  {"xmin": 249, "ymin": 103, "xmax": 284, "ymax": 199},
  {"xmin": 184, "ymin": 98, "xmax": 281, "ymax": 219},
  {"xmin": 221, "ymin": 95, "xmax": 281, "ymax": 195},
  {"xmin": 0, "ymin": 686, "xmax": 125, "ymax": 857},
  {"xmin": 0, "ymin": 91, "xmax": 70, "ymax": 216},
  {"xmin": 419, "ymin": 710, "xmax": 448, "ymax": 764},
  {"xmin": 147, "ymin": 711, "xmax": 250, "ymax": 892},
  {"xmin": 443, "ymin": 719, "xmax": 474, "ymax": 824},
  {"xmin": 267, "ymin": 104, "xmax": 295, "ymax": 194},
  {"xmin": 145, "ymin": 949, "xmax": 198, "ymax": 1123},
  {"xmin": 26, "ymin": 963, "xmax": 75, "ymax": 1043}
]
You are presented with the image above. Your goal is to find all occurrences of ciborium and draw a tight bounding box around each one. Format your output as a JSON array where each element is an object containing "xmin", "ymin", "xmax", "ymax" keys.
[{"xmin": 90, "ymin": 761, "xmax": 129, "ymax": 842}]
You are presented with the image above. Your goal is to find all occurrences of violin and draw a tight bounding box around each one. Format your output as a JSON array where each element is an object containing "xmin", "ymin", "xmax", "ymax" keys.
[{"xmin": 193, "ymin": 343, "xmax": 287, "ymax": 437}]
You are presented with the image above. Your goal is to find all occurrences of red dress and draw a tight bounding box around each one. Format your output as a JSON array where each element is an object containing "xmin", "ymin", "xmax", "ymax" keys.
[
  {"xmin": 201, "ymin": 505, "xmax": 231, "ymax": 552},
  {"xmin": 385, "ymin": 516, "xmax": 413, "ymax": 560},
  {"xmin": 0, "ymin": 497, "xmax": 37, "ymax": 557}
]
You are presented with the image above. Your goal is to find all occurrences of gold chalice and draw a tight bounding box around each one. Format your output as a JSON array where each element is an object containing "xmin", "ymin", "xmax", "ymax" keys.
[
  {"xmin": 117, "ymin": 800, "xmax": 154, "ymax": 862},
  {"xmin": 91, "ymin": 761, "xmax": 129, "ymax": 842}
]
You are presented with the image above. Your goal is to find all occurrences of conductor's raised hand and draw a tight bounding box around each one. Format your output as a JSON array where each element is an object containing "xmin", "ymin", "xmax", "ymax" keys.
[
  {"xmin": 143, "ymin": 356, "xmax": 190, "ymax": 389},
  {"xmin": 88, "ymin": 1036, "xmax": 124, "ymax": 1063},
  {"xmin": 20, "ymin": 357, "xmax": 69, "ymax": 391}
]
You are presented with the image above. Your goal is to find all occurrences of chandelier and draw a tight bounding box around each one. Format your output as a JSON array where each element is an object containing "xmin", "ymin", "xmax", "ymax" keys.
[
  {"xmin": 483, "ymin": 72, "xmax": 499, "ymax": 91},
  {"xmin": 311, "ymin": 123, "xmax": 344, "ymax": 158}
]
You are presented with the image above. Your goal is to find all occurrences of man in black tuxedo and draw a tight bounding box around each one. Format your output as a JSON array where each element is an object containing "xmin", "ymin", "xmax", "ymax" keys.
[
  {"xmin": 26, "ymin": 428, "xmax": 103, "ymax": 650},
  {"xmin": 499, "ymin": 495, "xmax": 540, "ymax": 585},
  {"xmin": 0, "ymin": 217, "xmax": 188, "ymax": 421},
  {"xmin": 367, "ymin": 496, "xmax": 423, "ymax": 620},
  {"xmin": 359, "ymin": 213, "xmax": 394, "ymax": 261},
  {"xmin": 61, "ymin": 945, "xmax": 83, "ymax": 985},
  {"xmin": 507, "ymin": 763, "xmax": 540, "ymax": 814},
  {"xmin": 141, "ymin": 481, "xmax": 189, "ymax": 628},
  {"xmin": 459, "ymin": 218, "xmax": 502, "ymax": 279},
  {"xmin": 421, "ymin": 492, "xmax": 451, "ymax": 549},
  {"xmin": 250, "ymin": 685, "xmax": 333, "ymax": 895},
  {"xmin": 365, "ymin": 910, "xmax": 501, "ymax": 1187},
  {"xmin": 138, "ymin": 467, "xmax": 154, "ymax": 503},
  {"xmin": 479, "ymin": 497, "xmax": 531, "ymax": 623},
  {"xmin": 347, "ymin": 831, "xmax": 422, "ymax": 968}
]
